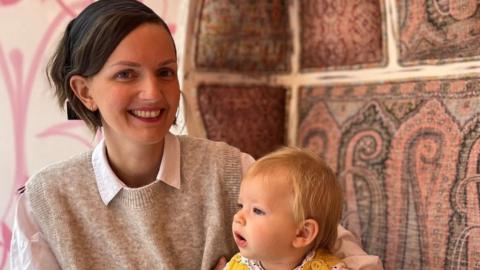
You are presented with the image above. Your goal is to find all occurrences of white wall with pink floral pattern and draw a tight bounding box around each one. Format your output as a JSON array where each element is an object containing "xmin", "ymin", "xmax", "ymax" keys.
[{"xmin": 0, "ymin": 1, "xmax": 188, "ymax": 269}]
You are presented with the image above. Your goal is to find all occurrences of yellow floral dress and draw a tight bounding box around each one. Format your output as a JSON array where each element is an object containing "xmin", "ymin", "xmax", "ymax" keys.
[{"xmin": 224, "ymin": 249, "xmax": 348, "ymax": 270}]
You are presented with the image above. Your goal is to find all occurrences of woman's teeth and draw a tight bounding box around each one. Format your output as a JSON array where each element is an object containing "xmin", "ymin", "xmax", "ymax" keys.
[{"xmin": 131, "ymin": 110, "xmax": 161, "ymax": 118}]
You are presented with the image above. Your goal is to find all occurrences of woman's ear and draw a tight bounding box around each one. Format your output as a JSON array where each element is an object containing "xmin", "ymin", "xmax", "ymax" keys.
[
  {"xmin": 292, "ymin": 219, "xmax": 319, "ymax": 248},
  {"xmin": 70, "ymin": 75, "xmax": 97, "ymax": 111}
]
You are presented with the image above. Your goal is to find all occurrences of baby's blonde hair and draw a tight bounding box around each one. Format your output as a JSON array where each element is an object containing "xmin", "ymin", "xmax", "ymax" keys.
[{"xmin": 245, "ymin": 147, "xmax": 343, "ymax": 250}]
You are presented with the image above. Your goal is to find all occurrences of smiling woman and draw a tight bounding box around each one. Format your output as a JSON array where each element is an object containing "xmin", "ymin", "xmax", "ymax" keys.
[
  {"xmin": 8, "ymin": 1, "xmax": 252, "ymax": 269},
  {"xmin": 68, "ymin": 23, "xmax": 180, "ymax": 187}
]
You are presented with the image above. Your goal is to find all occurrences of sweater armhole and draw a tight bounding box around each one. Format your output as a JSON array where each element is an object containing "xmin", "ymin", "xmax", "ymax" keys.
[
  {"xmin": 26, "ymin": 175, "xmax": 57, "ymax": 250},
  {"xmin": 222, "ymin": 146, "xmax": 242, "ymax": 218},
  {"xmin": 222, "ymin": 145, "xmax": 242, "ymax": 256}
]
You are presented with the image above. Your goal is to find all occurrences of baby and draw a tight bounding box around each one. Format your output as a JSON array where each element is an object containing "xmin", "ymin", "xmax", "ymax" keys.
[{"xmin": 225, "ymin": 147, "xmax": 348, "ymax": 270}]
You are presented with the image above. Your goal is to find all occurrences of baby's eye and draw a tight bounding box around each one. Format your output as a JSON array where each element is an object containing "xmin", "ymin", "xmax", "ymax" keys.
[
  {"xmin": 236, "ymin": 203, "xmax": 243, "ymax": 209},
  {"xmin": 253, "ymin": 208, "xmax": 265, "ymax": 216}
]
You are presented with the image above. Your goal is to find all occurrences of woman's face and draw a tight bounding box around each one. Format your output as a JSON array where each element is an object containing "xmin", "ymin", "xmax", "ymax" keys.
[{"xmin": 84, "ymin": 23, "xmax": 180, "ymax": 147}]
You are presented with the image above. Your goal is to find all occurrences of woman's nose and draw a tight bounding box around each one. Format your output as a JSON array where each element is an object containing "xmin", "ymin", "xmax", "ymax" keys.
[{"xmin": 140, "ymin": 74, "xmax": 163, "ymax": 100}]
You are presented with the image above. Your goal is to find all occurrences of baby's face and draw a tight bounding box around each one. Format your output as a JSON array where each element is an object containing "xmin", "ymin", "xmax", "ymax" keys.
[{"xmin": 232, "ymin": 171, "xmax": 299, "ymax": 262}]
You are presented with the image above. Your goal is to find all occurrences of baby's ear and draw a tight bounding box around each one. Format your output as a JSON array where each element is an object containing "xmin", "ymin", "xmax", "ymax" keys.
[{"xmin": 292, "ymin": 219, "xmax": 318, "ymax": 248}]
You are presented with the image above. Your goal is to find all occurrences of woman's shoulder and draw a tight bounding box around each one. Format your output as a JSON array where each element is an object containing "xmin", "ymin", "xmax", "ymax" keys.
[
  {"xmin": 176, "ymin": 135, "xmax": 243, "ymax": 181},
  {"xmin": 177, "ymin": 135, "xmax": 240, "ymax": 153},
  {"xmin": 25, "ymin": 151, "xmax": 93, "ymax": 191}
]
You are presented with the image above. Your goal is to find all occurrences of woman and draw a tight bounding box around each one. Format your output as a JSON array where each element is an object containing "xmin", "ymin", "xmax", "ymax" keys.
[{"xmin": 10, "ymin": 1, "xmax": 382, "ymax": 269}]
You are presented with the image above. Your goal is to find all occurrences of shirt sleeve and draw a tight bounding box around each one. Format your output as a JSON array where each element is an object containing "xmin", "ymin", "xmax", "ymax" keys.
[
  {"xmin": 9, "ymin": 193, "xmax": 61, "ymax": 270},
  {"xmin": 331, "ymin": 225, "xmax": 384, "ymax": 270}
]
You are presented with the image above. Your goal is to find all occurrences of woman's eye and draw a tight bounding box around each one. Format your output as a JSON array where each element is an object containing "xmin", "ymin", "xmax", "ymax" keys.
[
  {"xmin": 158, "ymin": 68, "xmax": 176, "ymax": 77},
  {"xmin": 253, "ymin": 208, "xmax": 265, "ymax": 216},
  {"xmin": 115, "ymin": 70, "xmax": 135, "ymax": 80}
]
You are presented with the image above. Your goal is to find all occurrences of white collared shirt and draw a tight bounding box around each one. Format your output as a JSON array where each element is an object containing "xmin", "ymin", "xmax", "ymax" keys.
[{"xmin": 93, "ymin": 133, "xmax": 183, "ymax": 205}]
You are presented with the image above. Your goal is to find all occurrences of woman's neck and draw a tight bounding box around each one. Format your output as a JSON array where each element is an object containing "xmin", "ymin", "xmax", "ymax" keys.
[{"xmin": 104, "ymin": 138, "xmax": 165, "ymax": 188}]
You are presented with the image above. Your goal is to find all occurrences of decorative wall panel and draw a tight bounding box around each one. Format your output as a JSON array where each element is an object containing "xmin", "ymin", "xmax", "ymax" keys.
[
  {"xmin": 195, "ymin": 0, "xmax": 291, "ymax": 73},
  {"xmin": 300, "ymin": 0, "xmax": 385, "ymax": 70},
  {"xmin": 397, "ymin": 0, "xmax": 480, "ymax": 65},
  {"xmin": 297, "ymin": 77, "xmax": 480, "ymax": 269},
  {"xmin": 198, "ymin": 85, "xmax": 287, "ymax": 159}
]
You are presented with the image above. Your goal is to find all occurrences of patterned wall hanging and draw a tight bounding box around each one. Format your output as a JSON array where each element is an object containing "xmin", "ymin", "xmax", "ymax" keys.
[
  {"xmin": 297, "ymin": 77, "xmax": 480, "ymax": 269},
  {"xmin": 198, "ymin": 84, "xmax": 287, "ymax": 159},
  {"xmin": 397, "ymin": 0, "xmax": 480, "ymax": 65},
  {"xmin": 195, "ymin": 0, "xmax": 291, "ymax": 73},
  {"xmin": 300, "ymin": 0, "xmax": 386, "ymax": 70}
]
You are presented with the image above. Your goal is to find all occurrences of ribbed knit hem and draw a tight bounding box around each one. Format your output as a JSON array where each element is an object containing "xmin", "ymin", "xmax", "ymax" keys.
[
  {"xmin": 27, "ymin": 173, "xmax": 54, "ymax": 234},
  {"xmin": 116, "ymin": 180, "xmax": 165, "ymax": 208},
  {"xmin": 223, "ymin": 146, "xmax": 241, "ymax": 217}
]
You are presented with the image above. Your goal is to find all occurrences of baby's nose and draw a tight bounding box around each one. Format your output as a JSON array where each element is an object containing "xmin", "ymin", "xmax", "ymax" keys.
[{"xmin": 233, "ymin": 211, "xmax": 246, "ymax": 225}]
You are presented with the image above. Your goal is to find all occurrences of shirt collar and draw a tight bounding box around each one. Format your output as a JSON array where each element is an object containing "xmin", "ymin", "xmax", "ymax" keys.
[
  {"xmin": 92, "ymin": 132, "xmax": 181, "ymax": 205},
  {"xmin": 238, "ymin": 250, "xmax": 316, "ymax": 270}
]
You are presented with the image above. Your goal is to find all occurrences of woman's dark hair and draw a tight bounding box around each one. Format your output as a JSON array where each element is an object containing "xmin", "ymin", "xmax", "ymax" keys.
[{"xmin": 47, "ymin": 0, "xmax": 175, "ymax": 133}]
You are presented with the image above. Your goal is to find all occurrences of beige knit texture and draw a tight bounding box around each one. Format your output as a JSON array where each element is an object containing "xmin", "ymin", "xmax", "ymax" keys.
[{"xmin": 27, "ymin": 136, "xmax": 241, "ymax": 270}]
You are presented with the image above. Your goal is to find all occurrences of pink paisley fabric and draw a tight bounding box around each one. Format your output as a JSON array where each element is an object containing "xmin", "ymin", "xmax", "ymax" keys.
[
  {"xmin": 397, "ymin": 0, "xmax": 480, "ymax": 65},
  {"xmin": 298, "ymin": 77, "xmax": 480, "ymax": 269}
]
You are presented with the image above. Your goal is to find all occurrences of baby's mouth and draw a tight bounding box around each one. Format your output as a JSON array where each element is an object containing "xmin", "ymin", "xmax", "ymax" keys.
[{"xmin": 234, "ymin": 232, "xmax": 247, "ymax": 248}]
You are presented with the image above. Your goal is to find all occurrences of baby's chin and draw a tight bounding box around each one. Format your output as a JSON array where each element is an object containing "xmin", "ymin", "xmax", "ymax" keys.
[{"xmin": 238, "ymin": 250, "xmax": 261, "ymax": 261}]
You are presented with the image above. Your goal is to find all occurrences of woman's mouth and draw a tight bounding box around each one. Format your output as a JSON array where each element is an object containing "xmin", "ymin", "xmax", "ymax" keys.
[
  {"xmin": 234, "ymin": 232, "xmax": 247, "ymax": 248},
  {"xmin": 130, "ymin": 109, "xmax": 162, "ymax": 118},
  {"xmin": 129, "ymin": 109, "xmax": 165, "ymax": 123}
]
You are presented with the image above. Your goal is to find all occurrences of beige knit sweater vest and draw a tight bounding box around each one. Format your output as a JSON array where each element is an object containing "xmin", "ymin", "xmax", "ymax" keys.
[{"xmin": 26, "ymin": 136, "xmax": 241, "ymax": 270}]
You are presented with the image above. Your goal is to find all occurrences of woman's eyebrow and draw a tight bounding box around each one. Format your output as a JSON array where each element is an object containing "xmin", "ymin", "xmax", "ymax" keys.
[
  {"xmin": 158, "ymin": 59, "xmax": 177, "ymax": 66},
  {"xmin": 109, "ymin": 59, "xmax": 177, "ymax": 67},
  {"xmin": 109, "ymin": 61, "xmax": 141, "ymax": 67}
]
